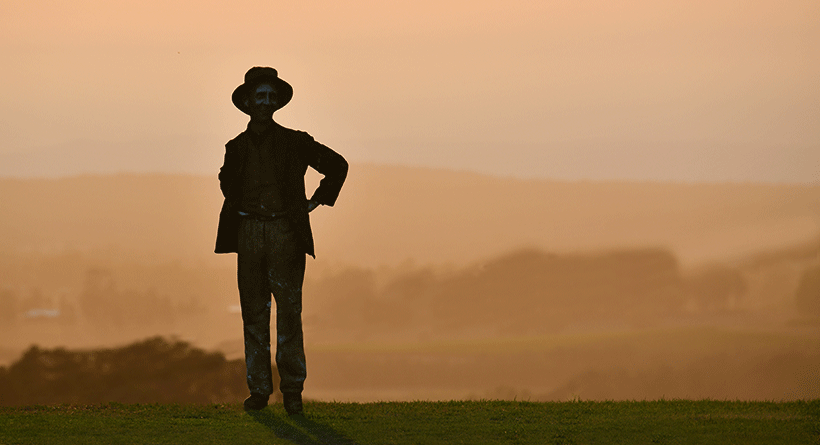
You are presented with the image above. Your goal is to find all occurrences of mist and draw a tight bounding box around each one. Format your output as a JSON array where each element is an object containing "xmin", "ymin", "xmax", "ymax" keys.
[{"xmin": 1, "ymin": 168, "xmax": 818, "ymax": 402}]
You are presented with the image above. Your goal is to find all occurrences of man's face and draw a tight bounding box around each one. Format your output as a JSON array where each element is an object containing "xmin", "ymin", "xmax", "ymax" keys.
[{"xmin": 246, "ymin": 83, "xmax": 278, "ymax": 120}]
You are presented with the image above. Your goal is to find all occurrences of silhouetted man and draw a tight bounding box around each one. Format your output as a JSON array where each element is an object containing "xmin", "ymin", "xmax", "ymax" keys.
[{"xmin": 215, "ymin": 67, "xmax": 348, "ymax": 414}]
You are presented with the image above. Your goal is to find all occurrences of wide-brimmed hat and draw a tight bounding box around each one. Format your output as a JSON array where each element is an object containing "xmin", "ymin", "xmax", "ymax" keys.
[{"xmin": 232, "ymin": 67, "xmax": 293, "ymax": 114}]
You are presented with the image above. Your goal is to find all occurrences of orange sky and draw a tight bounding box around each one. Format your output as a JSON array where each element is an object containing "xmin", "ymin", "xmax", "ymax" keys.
[{"xmin": 1, "ymin": 0, "xmax": 818, "ymax": 182}]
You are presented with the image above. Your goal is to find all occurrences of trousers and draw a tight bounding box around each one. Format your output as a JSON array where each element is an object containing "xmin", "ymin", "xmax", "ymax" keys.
[{"xmin": 237, "ymin": 216, "xmax": 307, "ymax": 396}]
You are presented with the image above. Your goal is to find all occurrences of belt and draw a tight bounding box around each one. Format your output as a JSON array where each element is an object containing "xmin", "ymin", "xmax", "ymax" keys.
[{"xmin": 238, "ymin": 210, "xmax": 288, "ymax": 221}]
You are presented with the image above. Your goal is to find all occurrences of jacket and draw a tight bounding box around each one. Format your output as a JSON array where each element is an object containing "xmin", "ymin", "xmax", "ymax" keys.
[{"xmin": 214, "ymin": 122, "xmax": 348, "ymax": 257}]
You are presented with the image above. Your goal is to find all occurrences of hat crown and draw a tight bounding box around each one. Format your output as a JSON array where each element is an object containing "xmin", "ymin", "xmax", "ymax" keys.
[{"xmin": 245, "ymin": 67, "xmax": 279, "ymax": 84}]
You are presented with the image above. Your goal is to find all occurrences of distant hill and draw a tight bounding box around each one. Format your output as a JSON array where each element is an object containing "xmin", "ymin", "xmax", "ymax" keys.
[{"xmin": 0, "ymin": 165, "xmax": 817, "ymax": 268}]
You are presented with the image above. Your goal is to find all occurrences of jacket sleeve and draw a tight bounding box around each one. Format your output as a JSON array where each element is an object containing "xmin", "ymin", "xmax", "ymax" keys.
[
  {"xmin": 218, "ymin": 140, "xmax": 240, "ymax": 199},
  {"xmin": 214, "ymin": 138, "xmax": 243, "ymax": 254},
  {"xmin": 300, "ymin": 132, "xmax": 348, "ymax": 206}
]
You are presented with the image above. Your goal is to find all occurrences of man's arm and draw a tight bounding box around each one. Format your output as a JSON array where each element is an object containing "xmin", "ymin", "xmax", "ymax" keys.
[
  {"xmin": 300, "ymin": 132, "xmax": 348, "ymax": 208},
  {"xmin": 218, "ymin": 141, "xmax": 240, "ymax": 199}
]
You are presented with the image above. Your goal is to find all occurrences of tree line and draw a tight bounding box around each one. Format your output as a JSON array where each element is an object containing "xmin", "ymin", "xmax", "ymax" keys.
[{"xmin": 0, "ymin": 337, "xmax": 278, "ymax": 406}]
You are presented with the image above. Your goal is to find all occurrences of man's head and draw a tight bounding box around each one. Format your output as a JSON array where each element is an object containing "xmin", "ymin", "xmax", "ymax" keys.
[
  {"xmin": 232, "ymin": 67, "xmax": 293, "ymax": 117},
  {"xmin": 245, "ymin": 83, "xmax": 278, "ymax": 121}
]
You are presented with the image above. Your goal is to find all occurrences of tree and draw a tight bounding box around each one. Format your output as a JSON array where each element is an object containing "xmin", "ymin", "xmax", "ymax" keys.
[{"xmin": 0, "ymin": 337, "xmax": 273, "ymax": 406}]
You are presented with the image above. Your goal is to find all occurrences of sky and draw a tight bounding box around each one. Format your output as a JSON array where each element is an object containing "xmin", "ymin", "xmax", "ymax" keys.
[{"xmin": 1, "ymin": 0, "xmax": 818, "ymax": 182}]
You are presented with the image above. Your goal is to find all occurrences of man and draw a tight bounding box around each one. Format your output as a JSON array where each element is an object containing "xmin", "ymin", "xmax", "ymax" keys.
[{"xmin": 215, "ymin": 67, "xmax": 348, "ymax": 415}]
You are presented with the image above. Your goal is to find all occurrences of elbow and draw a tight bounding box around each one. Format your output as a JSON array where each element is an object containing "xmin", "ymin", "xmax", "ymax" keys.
[{"xmin": 340, "ymin": 158, "xmax": 349, "ymax": 179}]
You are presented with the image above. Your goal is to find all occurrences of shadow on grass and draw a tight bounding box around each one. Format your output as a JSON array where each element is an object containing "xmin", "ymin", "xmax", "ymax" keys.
[{"xmin": 247, "ymin": 410, "xmax": 360, "ymax": 445}]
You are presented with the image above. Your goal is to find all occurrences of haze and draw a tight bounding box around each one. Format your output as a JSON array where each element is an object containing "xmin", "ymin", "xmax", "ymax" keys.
[
  {"xmin": 2, "ymin": 1, "xmax": 819, "ymax": 403},
  {"xmin": 2, "ymin": 0, "xmax": 818, "ymax": 182},
  {"xmin": 1, "ymin": 172, "xmax": 818, "ymax": 402}
]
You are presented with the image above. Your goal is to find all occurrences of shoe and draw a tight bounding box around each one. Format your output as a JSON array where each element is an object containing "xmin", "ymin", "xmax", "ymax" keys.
[
  {"xmin": 283, "ymin": 392, "xmax": 303, "ymax": 415},
  {"xmin": 243, "ymin": 393, "xmax": 269, "ymax": 411}
]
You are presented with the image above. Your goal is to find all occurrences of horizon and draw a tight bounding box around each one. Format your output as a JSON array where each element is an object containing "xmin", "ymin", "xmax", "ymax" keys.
[
  {"xmin": 0, "ymin": 168, "xmax": 817, "ymax": 270},
  {"xmin": 0, "ymin": 161, "xmax": 818, "ymax": 186}
]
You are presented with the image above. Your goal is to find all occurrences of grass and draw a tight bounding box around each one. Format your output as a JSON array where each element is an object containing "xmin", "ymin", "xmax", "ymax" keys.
[{"xmin": 0, "ymin": 400, "xmax": 818, "ymax": 444}]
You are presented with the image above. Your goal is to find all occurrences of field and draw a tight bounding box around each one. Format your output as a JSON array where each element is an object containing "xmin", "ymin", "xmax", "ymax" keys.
[{"xmin": 1, "ymin": 400, "xmax": 818, "ymax": 444}]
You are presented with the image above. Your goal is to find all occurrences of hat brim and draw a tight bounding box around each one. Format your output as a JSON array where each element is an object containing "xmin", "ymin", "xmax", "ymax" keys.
[{"xmin": 232, "ymin": 76, "xmax": 293, "ymax": 115}]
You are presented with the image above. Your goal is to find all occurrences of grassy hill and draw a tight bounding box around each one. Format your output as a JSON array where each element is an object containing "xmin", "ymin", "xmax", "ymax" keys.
[{"xmin": 1, "ymin": 400, "xmax": 817, "ymax": 444}]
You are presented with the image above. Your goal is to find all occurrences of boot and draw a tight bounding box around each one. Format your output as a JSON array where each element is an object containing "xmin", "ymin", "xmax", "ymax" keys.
[
  {"xmin": 243, "ymin": 393, "xmax": 269, "ymax": 411},
  {"xmin": 283, "ymin": 392, "xmax": 303, "ymax": 416}
]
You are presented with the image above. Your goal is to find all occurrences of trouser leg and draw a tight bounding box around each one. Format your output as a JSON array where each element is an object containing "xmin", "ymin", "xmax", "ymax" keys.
[
  {"xmin": 266, "ymin": 223, "xmax": 307, "ymax": 395},
  {"xmin": 237, "ymin": 250, "xmax": 274, "ymax": 396},
  {"xmin": 237, "ymin": 217, "xmax": 307, "ymax": 397}
]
